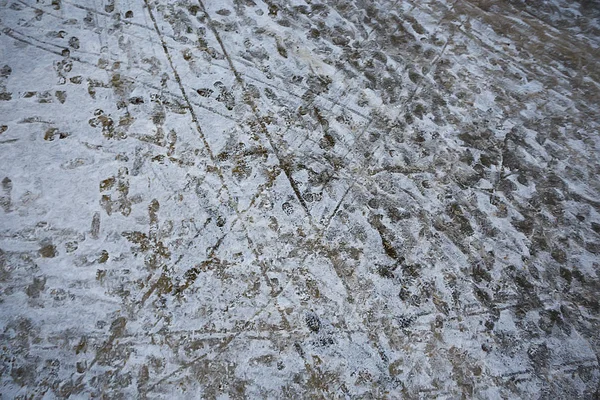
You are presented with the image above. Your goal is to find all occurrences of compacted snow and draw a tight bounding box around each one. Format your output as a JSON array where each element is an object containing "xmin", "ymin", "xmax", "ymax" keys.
[{"xmin": 1, "ymin": 0, "xmax": 600, "ymax": 398}]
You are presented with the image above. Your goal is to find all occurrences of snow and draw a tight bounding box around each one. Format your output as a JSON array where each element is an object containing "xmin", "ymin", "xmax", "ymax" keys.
[{"xmin": 1, "ymin": 0, "xmax": 600, "ymax": 398}]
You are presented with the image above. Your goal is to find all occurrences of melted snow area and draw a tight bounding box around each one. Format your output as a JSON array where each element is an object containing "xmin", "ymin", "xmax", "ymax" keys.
[{"xmin": 1, "ymin": 0, "xmax": 600, "ymax": 398}]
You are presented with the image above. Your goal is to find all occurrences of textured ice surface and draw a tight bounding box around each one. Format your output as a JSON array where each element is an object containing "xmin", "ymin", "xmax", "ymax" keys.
[{"xmin": 1, "ymin": 0, "xmax": 600, "ymax": 398}]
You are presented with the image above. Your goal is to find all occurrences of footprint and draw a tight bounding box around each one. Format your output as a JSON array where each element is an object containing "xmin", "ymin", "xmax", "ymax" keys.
[
  {"xmin": 90, "ymin": 212, "xmax": 100, "ymax": 239},
  {"xmin": 68, "ymin": 37, "xmax": 80, "ymax": 50},
  {"xmin": 282, "ymin": 201, "xmax": 294, "ymax": 215},
  {"xmin": 0, "ymin": 65, "xmax": 11, "ymax": 78},
  {"xmin": 1, "ymin": 177, "xmax": 12, "ymax": 212}
]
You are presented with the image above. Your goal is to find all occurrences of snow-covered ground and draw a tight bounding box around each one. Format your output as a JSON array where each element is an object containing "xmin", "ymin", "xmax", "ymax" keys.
[{"xmin": 1, "ymin": 0, "xmax": 600, "ymax": 398}]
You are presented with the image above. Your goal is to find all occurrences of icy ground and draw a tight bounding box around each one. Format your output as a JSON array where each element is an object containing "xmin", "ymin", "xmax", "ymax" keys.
[{"xmin": 1, "ymin": 0, "xmax": 600, "ymax": 398}]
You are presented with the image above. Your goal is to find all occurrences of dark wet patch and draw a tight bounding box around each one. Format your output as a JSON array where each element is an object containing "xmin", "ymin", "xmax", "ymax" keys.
[
  {"xmin": 39, "ymin": 243, "xmax": 57, "ymax": 258},
  {"xmin": 26, "ymin": 276, "xmax": 46, "ymax": 298}
]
